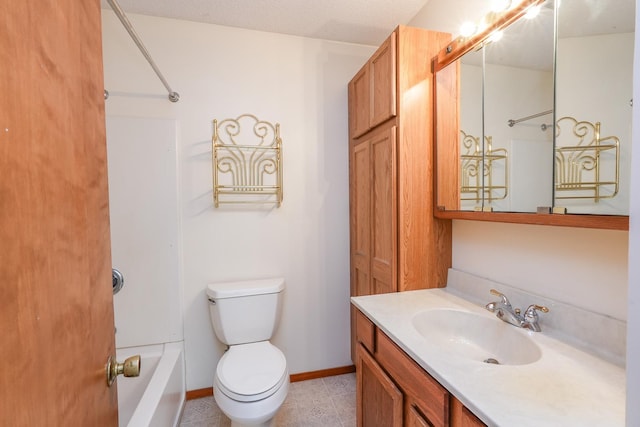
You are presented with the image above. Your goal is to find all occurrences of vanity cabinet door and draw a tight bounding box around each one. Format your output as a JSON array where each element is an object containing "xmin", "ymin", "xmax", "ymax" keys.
[
  {"xmin": 460, "ymin": 407, "xmax": 485, "ymax": 427},
  {"xmin": 451, "ymin": 396, "xmax": 487, "ymax": 427},
  {"xmin": 357, "ymin": 344, "xmax": 403, "ymax": 427},
  {"xmin": 407, "ymin": 406, "xmax": 433, "ymax": 427},
  {"xmin": 376, "ymin": 330, "xmax": 449, "ymax": 427}
]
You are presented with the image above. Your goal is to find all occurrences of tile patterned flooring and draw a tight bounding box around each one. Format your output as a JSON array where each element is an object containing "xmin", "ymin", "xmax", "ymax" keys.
[{"xmin": 180, "ymin": 373, "xmax": 356, "ymax": 427}]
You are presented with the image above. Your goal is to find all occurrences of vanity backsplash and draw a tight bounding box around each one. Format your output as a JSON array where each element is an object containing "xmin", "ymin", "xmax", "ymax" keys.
[{"xmin": 445, "ymin": 268, "xmax": 626, "ymax": 366}]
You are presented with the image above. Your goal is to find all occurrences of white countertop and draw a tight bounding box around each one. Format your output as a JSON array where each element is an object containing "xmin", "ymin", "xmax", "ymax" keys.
[{"xmin": 351, "ymin": 289, "xmax": 626, "ymax": 427}]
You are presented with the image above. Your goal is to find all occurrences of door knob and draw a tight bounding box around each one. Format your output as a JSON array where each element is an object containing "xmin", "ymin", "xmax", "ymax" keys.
[
  {"xmin": 112, "ymin": 268, "xmax": 124, "ymax": 295},
  {"xmin": 106, "ymin": 354, "xmax": 141, "ymax": 387}
]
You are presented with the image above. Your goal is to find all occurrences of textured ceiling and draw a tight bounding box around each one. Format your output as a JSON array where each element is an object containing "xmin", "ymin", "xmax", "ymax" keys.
[{"xmin": 101, "ymin": 0, "xmax": 430, "ymax": 46}]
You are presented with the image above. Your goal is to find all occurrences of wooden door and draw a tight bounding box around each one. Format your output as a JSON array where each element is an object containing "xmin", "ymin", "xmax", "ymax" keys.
[
  {"xmin": 0, "ymin": 1, "xmax": 118, "ymax": 425},
  {"xmin": 371, "ymin": 126, "xmax": 397, "ymax": 294},
  {"xmin": 356, "ymin": 345, "xmax": 403, "ymax": 427}
]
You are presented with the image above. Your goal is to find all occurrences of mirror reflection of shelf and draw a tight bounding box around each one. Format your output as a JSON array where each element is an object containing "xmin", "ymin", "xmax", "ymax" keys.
[
  {"xmin": 212, "ymin": 114, "xmax": 283, "ymax": 208},
  {"xmin": 460, "ymin": 130, "xmax": 509, "ymax": 204},
  {"xmin": 554, "ymin": 116, "xmax": 620, "ymax": 202}
]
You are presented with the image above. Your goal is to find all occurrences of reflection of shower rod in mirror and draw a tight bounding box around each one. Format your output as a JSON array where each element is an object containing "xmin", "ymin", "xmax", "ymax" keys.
[{"xmin": 507, "ymin": 109, "xmax": 553, "ymax": 127}]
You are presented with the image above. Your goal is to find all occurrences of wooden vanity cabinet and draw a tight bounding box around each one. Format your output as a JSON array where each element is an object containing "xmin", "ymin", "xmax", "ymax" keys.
[
  {"xmin": 451, "ymin": 400, "xmax": 486, "ymax": 427},
  {"xmin": 348, "ymin": 25, "xmax": 453, "ymax": 361},
  {"xmin": 355, "ymin": 308, "xmax": 487, "ymax": 427}
]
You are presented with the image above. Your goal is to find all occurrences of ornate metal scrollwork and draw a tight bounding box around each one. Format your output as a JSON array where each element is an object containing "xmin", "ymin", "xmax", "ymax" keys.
[
  {"xmin": 212, "ymin": 114, "xmax": 283, "ymax": 207},
  {"xmin": 460, "ymin": 130, "xmax": 509, "ymax": 204},
  {"xmin": 554, "ymin": 116, "xmax": 619, "ymax": 202}
]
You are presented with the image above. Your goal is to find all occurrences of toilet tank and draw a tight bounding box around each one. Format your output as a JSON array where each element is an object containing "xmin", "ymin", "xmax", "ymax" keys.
[{"xmin": 206, "ymin": 278, "xmax": 285, "ymax": 346}]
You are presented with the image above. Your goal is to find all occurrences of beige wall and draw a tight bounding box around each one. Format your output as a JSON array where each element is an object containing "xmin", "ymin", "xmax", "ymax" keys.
[{"xmin": 102, "ymin": 12, "xmax": 375, "ymax": 391}]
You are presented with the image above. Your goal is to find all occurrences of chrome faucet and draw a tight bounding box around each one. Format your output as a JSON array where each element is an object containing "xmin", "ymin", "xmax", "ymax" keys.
[{"xmin": 485, "ymin": 289, "xmax": 549, "ymax": 332}]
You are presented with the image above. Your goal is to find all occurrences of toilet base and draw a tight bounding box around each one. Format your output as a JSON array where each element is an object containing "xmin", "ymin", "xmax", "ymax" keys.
[
  {"xmin": 214, "ymin": 373, "xmax": 289, "ymax": 427},
  {"xmin": 230, "ymin": 419, "xmax": 274, "ymax": 427}
]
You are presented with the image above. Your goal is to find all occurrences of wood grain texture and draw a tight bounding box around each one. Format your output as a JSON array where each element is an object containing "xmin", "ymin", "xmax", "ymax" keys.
[
  {"xmin": 0, "ymin": 0, "xmax": 116, "ymax": 425},
  {"xmin": 355, "ymin": 308, "xmax": 376, "ymax": 354},
  {"xmin": 407, "ymin": 405, "xmax": 433, "ymax": 427},
  {"xmin": 357, "ymin": 344, "xmax": 403, "ymax": 427},
  {"xmin": 395, "ymin": 26, "xmax": 453, "ymax": 292},
  {"xmin": 350, "ymin": 66, "xmax": 371, "ymax": 138},
  {"xmin": 351, "ymin": 138, "xmax": 372, "ymax": 296},
  {"xmin": 434, "ymin": 210, "xmax": 629, "ymax": 230},
  {"xmin": 370, "ymin": 33, "xmax": 397, "ymax": 129},
  {"xmin": 433, "ymin": 0, "xmax": 545, "ymax": 71},
  {"xmin": 434, "ymin": 59, "xmax": 461, "ymax": 211},
  {"xmin": 450, "ymin": 396, "xmax": 487, "ymax": 427},
  {"xmin": 348, "ymin": 26, "xmax": 454, "ymax": 359},
  {"xmin": 289, "ymin": 365, "xmax": 356, "ymax": 383},
  {"xmin": 186, "ymin": 365, "xmax": 357, "ymax": 401},
  {"xmin": 371, "ymin": 125, "xmax": 397, "ymax": 294},
  {"xmin": 376, "ymin": 329, "xmax": 449, "ymax": 427}
]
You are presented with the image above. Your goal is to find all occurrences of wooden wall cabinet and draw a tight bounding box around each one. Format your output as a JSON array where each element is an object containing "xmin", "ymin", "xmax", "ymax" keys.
[
  {"xmin": 351, "ymin": 34, "xmax": 397, "ymax": 138},
  {"xmin": 355, "ymin": 309, "xmax": 486, "ymax": 427},
  {"xmin": 349, "ymin": 26, "xmax": 453, "ymax": 361}
]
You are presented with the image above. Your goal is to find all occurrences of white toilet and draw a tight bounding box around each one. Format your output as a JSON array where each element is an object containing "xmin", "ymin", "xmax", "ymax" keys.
[{"xmin": 206, "ymin": 277, "xmax": 289, "ymax": 427}]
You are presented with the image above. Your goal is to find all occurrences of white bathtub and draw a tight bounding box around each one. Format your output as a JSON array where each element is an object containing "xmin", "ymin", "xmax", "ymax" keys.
[{"xmin": 116, "ymin": 342, "xmax": 185, "ymax": 427}]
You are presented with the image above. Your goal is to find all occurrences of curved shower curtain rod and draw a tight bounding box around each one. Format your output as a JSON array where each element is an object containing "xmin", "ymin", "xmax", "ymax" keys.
[{"xmin": 104, "ymin": 0, "xmax": 180, "ymax": 103}]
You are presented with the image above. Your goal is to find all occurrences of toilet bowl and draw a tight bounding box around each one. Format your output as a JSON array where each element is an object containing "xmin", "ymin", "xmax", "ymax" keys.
[
  {"xmin": 207, "ymin": 278, "xmax": 288, "ymax": 427},
  {"xmin": 214, "ymin": 342, "xmax": 288, "ymax": 426}
]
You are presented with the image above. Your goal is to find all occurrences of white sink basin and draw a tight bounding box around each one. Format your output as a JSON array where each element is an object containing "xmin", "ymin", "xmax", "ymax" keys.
[{"xmin": 411, "ymin": 309, "xmax": 542, "ymax": 365}]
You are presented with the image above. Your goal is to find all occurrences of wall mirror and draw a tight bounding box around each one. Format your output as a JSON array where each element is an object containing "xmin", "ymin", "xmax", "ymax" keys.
[{"xmin": 434, "ymin": 0, "xmax": 633, "ymax": 229}]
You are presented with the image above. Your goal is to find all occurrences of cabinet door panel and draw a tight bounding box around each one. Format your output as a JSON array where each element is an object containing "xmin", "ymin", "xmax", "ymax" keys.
[
  {"xmin": 357, "ymin": 344, "xmax": 403, "ymax": 427},
  {"xmin": 371, "ymin": 126, "xmax": 397, "ymax": 294},
  {"xmin": 355, "ymin": 308, "xmax": 376, "ymax": 354},
  {"xmin": 351, "ymin": 139, "xmax": 371, "ymax": 296},
  {"xmin": 460, "ymin": 406, "xmax": 486, "ymax": 427},
  {"xmin": 350, "ymin": 66, "xmax": 371, "ymax": 138},
  {"xmin": 451, "ymin": 390, "xmax": 487, "ymax": 426},
  {"xmin": 370, "ymin": 32, "xmax": 397, "ymax": 128},
  {"xmin": 376, "ymin": 330, "xmax": 449, "ymax": 427},
  {"xmin": 407, "ymin": 405, "xmax": 434, "ymax": 427}
]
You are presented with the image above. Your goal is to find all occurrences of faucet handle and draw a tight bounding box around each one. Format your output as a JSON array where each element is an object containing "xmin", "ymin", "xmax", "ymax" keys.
[
  {"xmin": 489, "ymin": 289, "xmax": 511, "ymax": 307},
  {"xmin": 525, "ymin": 304, "xmax": 549, "ymax": 314},
  {"xmin": 522, "ymin": 304, "xmax": 549, "ymax": 332},
  {"xmin": 523, "ymin": 304, "xmax": 549, "ymax": 324}
]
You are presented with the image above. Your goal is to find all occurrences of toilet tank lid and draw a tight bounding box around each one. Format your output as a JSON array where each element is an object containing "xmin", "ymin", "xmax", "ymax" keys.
[{"xmin": 207, "ymin": 277, "xmax": 285, "ymax": 299}]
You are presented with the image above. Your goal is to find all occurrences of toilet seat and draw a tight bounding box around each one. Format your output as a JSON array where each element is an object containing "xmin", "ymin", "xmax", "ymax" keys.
[{"xmin": 216, "ymin": 341, "xmax": 287, "ymax": 403}]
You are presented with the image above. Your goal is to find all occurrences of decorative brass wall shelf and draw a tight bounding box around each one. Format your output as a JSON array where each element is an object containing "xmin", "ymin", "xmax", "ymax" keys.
[
  {"xmin": 554, "ymin": 117, "xmax": 619, "ymax": 202},
  {"xmin": 212, "ymin": 114, "xmax": 283, "ymax": 207},
  {"xmin": 460, "ymin": 131, "xmax": 509, "ymax": 204}
]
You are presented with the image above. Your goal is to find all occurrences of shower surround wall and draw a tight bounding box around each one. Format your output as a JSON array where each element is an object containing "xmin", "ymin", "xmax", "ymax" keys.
[
  {"xmin": 106, "ymin": 116, "xmax": 183, "ymax": 349},
  {"xmin": 102, "ymin": 12, "xmax": 376, "ymax": 391}
]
